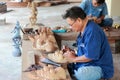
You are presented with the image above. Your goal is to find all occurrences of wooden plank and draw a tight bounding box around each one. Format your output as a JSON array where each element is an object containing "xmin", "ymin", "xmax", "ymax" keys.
[
  {"xmin": 6, "ymin": 2, "xmax": 27, "ymax": 7},
  {"xmin": 0, "ymin": 4, "xmax": 7, "ymax": 12},
  {"xmin": 22, "ymin": 40, "xmax": 33, "ymax": 80}
]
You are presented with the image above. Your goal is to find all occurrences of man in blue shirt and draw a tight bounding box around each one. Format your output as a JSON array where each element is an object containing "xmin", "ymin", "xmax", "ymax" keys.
[
  {"xmin": 79, "ymin": 0, "xmax": 113, "ymax": 27},
  {"xmin": 63, "ymin": 6, "xmax": 114, "ymax": 80}
]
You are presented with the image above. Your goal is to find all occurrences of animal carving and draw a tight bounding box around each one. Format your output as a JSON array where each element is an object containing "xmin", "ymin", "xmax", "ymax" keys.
[
  {"xmin": 28, "ymin": 27, "xmax": 59, "ymax": 53},
  {"xmin": 27, "ymin": 65, "xmax": 67, "ymax": 80},
  {"xmin": 48, "ymin": 50, "xmax": 68, "ymax": 63}
]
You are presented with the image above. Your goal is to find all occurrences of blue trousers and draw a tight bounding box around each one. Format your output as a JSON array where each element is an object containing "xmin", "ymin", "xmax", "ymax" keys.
[
  {"xmin": 67, "ymin": 64, "xmax": 103, "ymax": 80},
  {"xmin": 74, "ymin": 66, "xmax": 103, "ymax": 80},
  {"xmin": 99, "ymin": 18, "xmax": 113, "ymax": 27}
]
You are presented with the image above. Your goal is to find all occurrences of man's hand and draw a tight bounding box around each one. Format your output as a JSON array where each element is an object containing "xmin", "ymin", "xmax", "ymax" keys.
[
  {"xmin": 95, "ymin": 18, "xmax": 102, "ymax": 24},
  {"xmin": 87, "ymin": 16, "xmax": 102, "ymax": 24},
  {"xmin": 62, "ymin": 45, "xmax": 75, "ymax": 53},
  {"xmin": 63, "ymin": 50, "xmax": 76, "ymax": 62},
  {"xmin": 87, "ymin": 15, "xmax": 93, "ymax": 20}
]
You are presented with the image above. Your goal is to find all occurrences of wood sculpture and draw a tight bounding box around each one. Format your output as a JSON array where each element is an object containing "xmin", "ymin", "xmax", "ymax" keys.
[
  {"xmin": 28, "ymin": 1, "xmax": 38, "ymax": 26},
  {"xmin": 27, "ymin": 65, "xmax": 67, "ymax": 80},
  {"xmin": 47, "ymin": 50, "xmax": 68, "ymax": 63},
  {"xmin": 28, "ymin": 27, "xmax": 59, "ymax": 53}
]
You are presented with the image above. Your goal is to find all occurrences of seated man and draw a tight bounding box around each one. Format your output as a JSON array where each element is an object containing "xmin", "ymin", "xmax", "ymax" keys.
[
  {"xmin": 79, "ymin": 0, "xmax": 113, "ymax": 27},
  {"xmin": 62, "ymin": 6, "xmax": 114, "ymax": 80}
]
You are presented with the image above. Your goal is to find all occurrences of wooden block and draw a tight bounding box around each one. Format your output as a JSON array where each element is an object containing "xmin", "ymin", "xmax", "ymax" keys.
[{"xmin": 0, "ymin": 4, "xmax": 7, "ymax": 12}]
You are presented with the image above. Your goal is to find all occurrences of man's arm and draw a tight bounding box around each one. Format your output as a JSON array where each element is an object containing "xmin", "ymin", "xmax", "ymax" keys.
[
  {"xmin": 95, "ymin": 15, "xmax": 105, "ymax": 23},
  {"xmin": 63, "ymin": 51, "xmax": 92, "ymax": 63},
  {"xmin": 73, "ymin": 55, "xmax": 92, "ymax": 63}
]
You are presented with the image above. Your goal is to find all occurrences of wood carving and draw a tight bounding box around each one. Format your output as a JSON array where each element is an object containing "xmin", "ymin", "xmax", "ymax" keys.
[
  {"xmin": 48, "ymin": 50, "xmax": 68, "ymax": 63},
  {"xmin": 28, "ymin": 1, "xmax": 38, "ymax": 26},
  {"xmin": 28, "ymin": 27, "xmax": 59, "ymax": 53},
  {"xmin": 27, "ymin": 65, "xmax": 67, "ymax": 80}
]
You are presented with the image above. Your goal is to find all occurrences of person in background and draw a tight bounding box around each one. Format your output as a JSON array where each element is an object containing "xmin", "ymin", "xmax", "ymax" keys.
[
  {"xmin": 79, "ymin": 0, "xmax": 113, "ymax": 28},
  {"xmin": 62, "ymin": 6, "xmax": 114, "ymax": 80}
]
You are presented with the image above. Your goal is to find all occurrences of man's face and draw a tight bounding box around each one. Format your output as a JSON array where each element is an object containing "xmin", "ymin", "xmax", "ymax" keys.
[
  {"xmin": 92, "ymin": 0, "xmax": 100, "ymax": 7},
  {"xmin": 66, "ymin": 18, "xmax": 83, "ymax": 32}
]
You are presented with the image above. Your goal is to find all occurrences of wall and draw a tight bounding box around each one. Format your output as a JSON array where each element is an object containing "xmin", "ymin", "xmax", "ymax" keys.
[{"xmin": 106, "ymin": 0, "xmax": 120, "ymax": 16}]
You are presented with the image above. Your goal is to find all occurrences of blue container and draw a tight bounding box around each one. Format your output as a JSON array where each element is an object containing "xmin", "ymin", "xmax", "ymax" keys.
[{"xmin": 52, "ymin": 29, "xmax": 66, "ymax": 33}]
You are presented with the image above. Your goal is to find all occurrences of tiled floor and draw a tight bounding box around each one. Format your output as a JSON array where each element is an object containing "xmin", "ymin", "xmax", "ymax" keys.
[{"xmin": 0, "ymin": 3, "xmax": 120, "ymax": 80}]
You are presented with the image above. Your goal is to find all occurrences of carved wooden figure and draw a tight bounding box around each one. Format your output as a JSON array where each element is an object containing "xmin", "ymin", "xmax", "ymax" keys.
[{"xmin": 28, "ymin": 2, "xmax": 38, "ymax": 26}]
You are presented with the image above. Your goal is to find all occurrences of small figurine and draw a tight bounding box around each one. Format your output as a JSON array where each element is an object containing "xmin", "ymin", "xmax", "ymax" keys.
[{"xmin": 11, "ymin": 21, "xmax": 22, "ymax": 57}]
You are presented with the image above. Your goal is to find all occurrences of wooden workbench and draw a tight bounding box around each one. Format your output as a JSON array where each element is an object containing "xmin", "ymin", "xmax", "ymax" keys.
[{"xmin": 22, "ymin": 40, "xmax": 72, "ymax": 80}]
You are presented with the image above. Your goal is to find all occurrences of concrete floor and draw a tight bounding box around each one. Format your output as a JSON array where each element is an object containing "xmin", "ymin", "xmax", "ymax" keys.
[{"xmin": 0, "ymin": 3, "xmax": 120, "ymax": 80}]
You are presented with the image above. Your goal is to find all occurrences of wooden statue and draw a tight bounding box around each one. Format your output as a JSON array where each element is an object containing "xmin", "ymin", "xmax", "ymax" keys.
[
  {"xmin": 28, "ymin": 1, "xmax": 38, "ymax": 26},
  {"xmin": 28, "ymin": 27, "xmax": 59, "ymax": 53}
]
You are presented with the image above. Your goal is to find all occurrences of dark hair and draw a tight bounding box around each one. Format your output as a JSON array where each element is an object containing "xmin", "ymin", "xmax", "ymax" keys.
[
  {"xmin": 63, "ymin": 6, "xmax": 86, "ymax": 20},
  {"xmin": 96, "ymin": 0, "xmax": 105, "ymax": 4}
]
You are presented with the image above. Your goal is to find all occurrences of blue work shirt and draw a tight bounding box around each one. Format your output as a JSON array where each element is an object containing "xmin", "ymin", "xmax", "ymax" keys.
[
  {"xmin": 79, "ymin": 0, "xmax": 108, "ymax": 18},
  {"xmin": 75, "ymin": 21, "xmax": 114, "ymax": 78}
]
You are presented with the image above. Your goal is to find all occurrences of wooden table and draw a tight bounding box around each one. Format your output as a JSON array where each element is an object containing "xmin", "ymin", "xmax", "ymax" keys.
[{"xmin": 22, "ymin": 40, "xmax": 72, "ymax": 80}]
